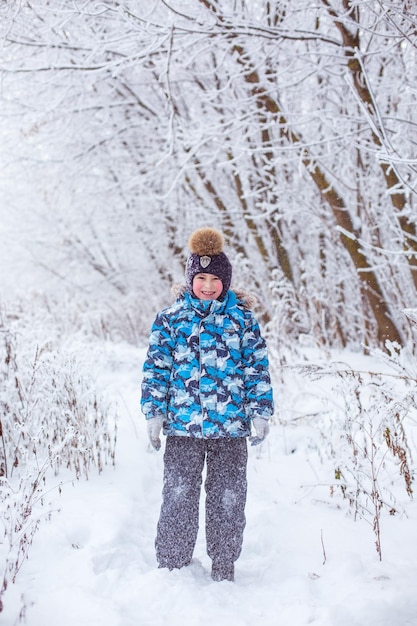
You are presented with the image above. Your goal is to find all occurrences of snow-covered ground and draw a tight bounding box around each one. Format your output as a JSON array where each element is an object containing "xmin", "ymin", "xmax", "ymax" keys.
[{"xmin": 2, "ymin": 342, "xmax": 417, "ymax": 626}]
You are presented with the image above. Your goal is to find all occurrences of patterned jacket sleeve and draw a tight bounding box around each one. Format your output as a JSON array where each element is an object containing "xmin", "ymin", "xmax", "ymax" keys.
[
  {"xmin": 241, "ymin": 313, "xmax": 274, "ymax": 420},
  {"xmin": 141, "ymin": 312, "xmax": 174, "ymax": 420}
]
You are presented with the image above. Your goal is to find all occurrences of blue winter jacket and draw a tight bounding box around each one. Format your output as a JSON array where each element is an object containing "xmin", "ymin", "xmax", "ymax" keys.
[{"xmin": 141, "ymin": 289, "xmax": 274, "ymax": 438}]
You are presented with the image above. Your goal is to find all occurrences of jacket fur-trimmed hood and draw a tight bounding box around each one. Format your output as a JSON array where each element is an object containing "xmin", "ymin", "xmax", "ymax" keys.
[{"xmin": 171, "ymin": 284, "xmax": 257, "ymax": 310}]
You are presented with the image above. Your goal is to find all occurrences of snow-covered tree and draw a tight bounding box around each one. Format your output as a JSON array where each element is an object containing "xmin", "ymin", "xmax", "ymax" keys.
[{"xmin": 1, "ymin": 0, "xmax": 416, "ymax": 348}]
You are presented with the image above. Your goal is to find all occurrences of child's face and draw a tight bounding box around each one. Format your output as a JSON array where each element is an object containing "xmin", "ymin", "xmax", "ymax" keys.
[{"xmin": 192, "ymin": 273, "xmax": 223, "ymax": 300}]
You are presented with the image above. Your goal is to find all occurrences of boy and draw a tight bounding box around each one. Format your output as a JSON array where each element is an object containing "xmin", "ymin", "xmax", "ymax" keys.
[{"xmin": 141, "ymin": 227, "xmax": 274, "ymax": 581}]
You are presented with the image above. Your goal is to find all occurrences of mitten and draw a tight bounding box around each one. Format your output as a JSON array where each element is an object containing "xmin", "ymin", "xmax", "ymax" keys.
[
  {"xmin": 250, "ymin": 416, "xmax": 270, "ymax": 446},
  {"xmin": 147, "ymin": 415, "xmax": 164, "ymax": 450}
]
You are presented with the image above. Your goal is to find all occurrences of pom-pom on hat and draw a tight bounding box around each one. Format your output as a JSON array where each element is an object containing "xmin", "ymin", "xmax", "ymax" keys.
[{"xmin": 185, "ymin": 227, "xmax": 232, "ymax": 300}]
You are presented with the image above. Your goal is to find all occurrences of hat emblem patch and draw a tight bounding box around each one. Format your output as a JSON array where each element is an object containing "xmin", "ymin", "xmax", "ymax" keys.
[{"xmin": 200, "ymin": 255, "xmax": 211, "ymax": 269}]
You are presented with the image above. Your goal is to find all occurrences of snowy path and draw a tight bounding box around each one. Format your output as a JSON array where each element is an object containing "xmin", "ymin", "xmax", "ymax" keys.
[{"xmin": 2, "ymin": 344, "xmax": 417, "ymax": 626}]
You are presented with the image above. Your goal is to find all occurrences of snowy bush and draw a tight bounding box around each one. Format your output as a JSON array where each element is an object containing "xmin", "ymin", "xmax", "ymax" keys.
[
  {"xmin": 0, "ymin": 318, "xmax": 117, "ymax": 612},
  {"xmin": 9, "ymin": 290, "xmax": 153, "ymax": 346},
  {"xmin": 285, "ymin": 344, "xmax": 416, "ymax": 560}
]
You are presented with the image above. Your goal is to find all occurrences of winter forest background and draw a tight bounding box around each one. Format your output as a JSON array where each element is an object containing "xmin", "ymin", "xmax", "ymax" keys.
[{"xmin": 1, "ymin": 0, "xmax": 417, "ymax": 620}]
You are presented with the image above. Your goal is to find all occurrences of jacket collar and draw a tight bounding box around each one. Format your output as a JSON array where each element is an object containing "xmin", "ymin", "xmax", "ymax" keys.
[{"xmin": 184, "ymin": 290, "xmax": 237, "ymax": 316}]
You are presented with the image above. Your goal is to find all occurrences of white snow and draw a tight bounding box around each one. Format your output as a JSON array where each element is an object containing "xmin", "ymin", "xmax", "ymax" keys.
[{"xmin": 2, "ymin": 342, "xmax": 417, "ymax": 626}]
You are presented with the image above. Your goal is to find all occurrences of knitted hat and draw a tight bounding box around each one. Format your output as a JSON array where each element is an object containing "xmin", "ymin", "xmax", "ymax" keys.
[{"xmin": 185, "ymin": 227, "xmax": 232, "ymax": 300}]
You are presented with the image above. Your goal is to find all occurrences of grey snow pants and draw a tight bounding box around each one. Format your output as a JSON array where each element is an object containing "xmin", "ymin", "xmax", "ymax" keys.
[{"xmin": 156, "ymin": 436, "xmax": 248, "ymax": 569}]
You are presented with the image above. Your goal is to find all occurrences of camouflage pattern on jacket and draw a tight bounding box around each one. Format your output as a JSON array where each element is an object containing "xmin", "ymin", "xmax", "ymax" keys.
[{"xmin": 141, "ymin": 289, "xmax": 274, "ymax": 438}]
